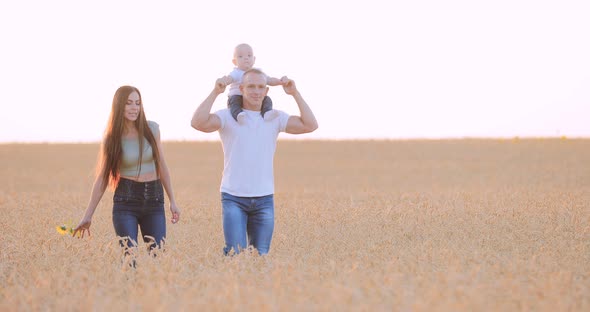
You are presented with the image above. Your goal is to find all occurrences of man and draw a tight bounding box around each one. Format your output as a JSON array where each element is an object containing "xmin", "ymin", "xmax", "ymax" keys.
[{"xmin": 191, "ymin": 68, "xmax": 318, "ymax": 255}]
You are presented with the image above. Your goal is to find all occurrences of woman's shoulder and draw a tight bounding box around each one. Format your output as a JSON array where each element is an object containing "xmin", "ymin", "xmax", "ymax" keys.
[{"xmin": 147, "ymin": 120, "xmax": 160, "ymax": 134}]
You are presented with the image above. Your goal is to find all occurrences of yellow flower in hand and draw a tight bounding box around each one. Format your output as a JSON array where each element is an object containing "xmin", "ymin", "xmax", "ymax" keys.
[{"xmin": 56, "ymin": 225, "xmax": 73, "ymax": 236}]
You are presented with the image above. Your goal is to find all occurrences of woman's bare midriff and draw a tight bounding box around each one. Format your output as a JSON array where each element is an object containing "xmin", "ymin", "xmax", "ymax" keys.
[{"xmin": 121, "ymin": 172, "xmax": 158, "ymax": 182}]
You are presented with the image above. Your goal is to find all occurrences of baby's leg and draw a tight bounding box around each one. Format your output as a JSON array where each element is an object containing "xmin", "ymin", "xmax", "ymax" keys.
[
  {"xmin": 261, "ymin": 96, "xmax": 273, "ymax": 117},
  {"xmin": 228, "ymin": 95, "xmax": 244, "ymax": 122}
]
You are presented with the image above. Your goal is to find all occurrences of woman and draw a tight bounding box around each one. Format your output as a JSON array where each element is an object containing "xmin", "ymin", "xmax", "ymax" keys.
[{"xmin": 73, "ymin": 86, "xmax": 180, "ymax": 250}]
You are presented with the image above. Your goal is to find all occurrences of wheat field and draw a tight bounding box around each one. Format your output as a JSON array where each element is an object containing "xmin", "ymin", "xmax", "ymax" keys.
[{"xmin": 0, "ymin": 139, "xmax": 588, "ymax": 311}]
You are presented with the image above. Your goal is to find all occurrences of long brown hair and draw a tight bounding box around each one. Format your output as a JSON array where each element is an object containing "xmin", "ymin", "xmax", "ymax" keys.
[{"xmin": 98, "ymin": 86, "xmax": 161, "ymax": 189}]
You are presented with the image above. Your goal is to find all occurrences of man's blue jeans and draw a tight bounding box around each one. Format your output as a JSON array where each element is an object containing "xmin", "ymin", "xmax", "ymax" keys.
[{"xmin": 221, "ymin": 192, "xmax": 275, "ymax": 255}]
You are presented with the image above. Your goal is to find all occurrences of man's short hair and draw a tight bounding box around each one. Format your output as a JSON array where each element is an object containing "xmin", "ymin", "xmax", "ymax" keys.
[{"xmin": 242, "ymin": 68, "xmax": 267, "ymax": 83}]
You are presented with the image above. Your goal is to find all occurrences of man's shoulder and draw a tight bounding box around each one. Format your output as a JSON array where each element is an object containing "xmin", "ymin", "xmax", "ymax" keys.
[
  {"xmin": 214, "ymin": 108, "xmax": 231, "ymax": 116},
  {"xmin": 275, "ymin": 109, "xmax": 290, "ymax": 119},
  {"xmin": 213, "ymin": 109, "xmax": 231, "ymax": 126}
]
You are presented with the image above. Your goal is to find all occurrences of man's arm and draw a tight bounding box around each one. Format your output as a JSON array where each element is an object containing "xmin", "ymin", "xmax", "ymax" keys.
[
  {"xmin": 283, "ymin": 79, "xmax": 319, "ymax": 134},
  {"xmin": 191, "ymin": 79, "xmax": 225, "ymax": 133}
]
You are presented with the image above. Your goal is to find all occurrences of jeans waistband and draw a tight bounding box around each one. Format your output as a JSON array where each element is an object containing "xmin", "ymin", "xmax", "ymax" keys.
[{"xmin": 115, "ymin": 178, "xmax": 164, "ymax": 200}]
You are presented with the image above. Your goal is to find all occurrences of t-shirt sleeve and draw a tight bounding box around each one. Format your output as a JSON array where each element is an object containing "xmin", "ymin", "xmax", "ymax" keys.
[
  {"xmin": 214, "ymin": 110, "xmax": 226, "ymax": 130},
  {"xmin": 148, "ymin": 120, "xmax": 160, "ymax": 137},
  {"xmin": 229, "ymin": 68, "xmax": 242, "ymax": 83},
  {"xmin": 278, "ymin": 111, "xmax": 290, "ymax": 132}
]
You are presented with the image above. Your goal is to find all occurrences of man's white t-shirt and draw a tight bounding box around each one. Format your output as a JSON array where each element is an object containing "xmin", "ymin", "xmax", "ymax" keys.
[{"xmin": 214, "ymin": 108, "xmax": 290, "ymax": 197}]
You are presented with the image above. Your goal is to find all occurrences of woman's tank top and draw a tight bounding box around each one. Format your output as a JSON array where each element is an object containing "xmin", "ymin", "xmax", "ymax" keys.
[{"xmin": 120, "ymin": 121, "xmax": 159, "ymax": 177}]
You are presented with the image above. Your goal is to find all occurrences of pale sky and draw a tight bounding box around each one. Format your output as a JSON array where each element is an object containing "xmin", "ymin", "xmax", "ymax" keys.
[{"xmin": 1, "ymin": 0, "xmax": 589, "ymax": 142}]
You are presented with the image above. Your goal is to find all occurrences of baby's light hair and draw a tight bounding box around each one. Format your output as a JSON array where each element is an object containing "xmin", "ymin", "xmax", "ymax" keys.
[{"xmin": 234, "ymin": 43, "xmax": 253, "ymax": 57}]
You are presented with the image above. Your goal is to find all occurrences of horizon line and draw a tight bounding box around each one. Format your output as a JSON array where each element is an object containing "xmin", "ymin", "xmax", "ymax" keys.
[{"xmin": 1, "ymin": 135, "xmax": 588, "ymax": 145}]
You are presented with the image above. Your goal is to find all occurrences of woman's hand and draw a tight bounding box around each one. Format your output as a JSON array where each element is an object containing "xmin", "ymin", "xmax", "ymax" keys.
[
  {"xmin": 169, "ymin": 203, "xmax": 181, "ymax": 224},
  {"xmin": 72, "ymin": 218, "xmax": 92, "ymax": 238}
]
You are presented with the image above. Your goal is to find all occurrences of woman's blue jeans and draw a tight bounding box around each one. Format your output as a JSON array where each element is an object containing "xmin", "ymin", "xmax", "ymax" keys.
[
  {"xmin": 221, "ymin": 192, "xmax": 275, "ymax": 255},
  {"xmin": 112, "ymin": 178, "xmax": 166, "ymax": 250}
]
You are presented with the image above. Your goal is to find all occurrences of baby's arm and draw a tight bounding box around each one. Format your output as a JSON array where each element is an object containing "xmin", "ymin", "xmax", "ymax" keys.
[{"xmin": 267, "ymin": 76, "xmax": 288, "ymax": 86}]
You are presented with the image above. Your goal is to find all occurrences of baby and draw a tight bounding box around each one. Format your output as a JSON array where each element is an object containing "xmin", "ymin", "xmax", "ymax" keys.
[{"xmin": 220, "ymin": 43, "xmax": 285, "ymax": 123}]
